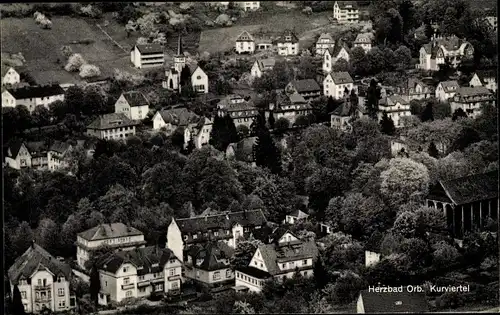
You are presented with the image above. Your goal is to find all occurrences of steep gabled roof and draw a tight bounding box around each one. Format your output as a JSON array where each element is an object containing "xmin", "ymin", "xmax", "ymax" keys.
[
  {"xmin": 278, "ymin": 30, "xmax": 299, "ymax": 43},
  {"xmin": 379, "ymin": 95, "xmax": 408, "ymax": 106},
  {"xmin": 25, "ymin": 141, "xmax": 48, "ymax": 158},
  {"xmin": 353, "ymin": 33, "xmax": 372, "ymax": 43},
  {"xmin": 186, "ymin": 241, "xmax": 234, "ymax": 271},
  {"xmin": 331, "ymin": 100, "xmax": 354, "ymax": 117},
  {"xmin": 121, "ymin": 91, "xmax": 150, "ymax": 107},
  {"xmin": 98, "ymin": 246, "xmax": 178, "ymax": 275},
  {"xmin": 289, "ymin": 79, "xmax": 321, "ymax": 93},
  {"xmin": 8, "ymin": 243, "xmax": 72, "ymax": 285},
  {"xmin": 257, "ymin": 240, "xmax": 319, "ymax": 276},
  {"xmin": 256, "ymin": 58, "xmax": 276, "ymax": 71},
  {"xmin": 1, "ymin": 66, "xmax": 16, "ymax": 78},
  {"xmin": 329, "ymin": 71, "xmax": 353, "ymax": 84},
  {"xmin": 157, "ymin": 107, "xmax": 202, "ymax": 126},
  {"xmin": 438, "ymin": 80, "xmax": 460, "ymax": 93},
  {"xmin": 359, "ymin": 290, "xmax": 429, "ymax": 313},
  {"xmin": 437, "ymin": 171, "xmax": 498, "ymax": 205},
  {"xmin": 49, "ymin": 141, "xmax": 72, "ymax": 154},
  {"xmin": 86, "ymin": 113, "xmax": 138, "ymax": 130},
  {"xmin": 236, "ymin": 30, "xmax": 255, "ymax": 42},
  {"xmin": 328, "ymin": 39, "xmax": 350, "ymax": 57},
  {"xmin": 174, "ymin": 209, "xmax": 267, "ymax": 234},
  {"xmin": 7, "ymin": 141, "xmax": 25, "ymax": 159},
  {"xmin": 6, "ymin": 84, "xmax": 64, "ymax": 99},
  {"xmin": 317, "ymin": 33, "xmax": 334, "ymax": 42},
  {"xmin": 288, "ymin": 209, "xmax": 309, "ymax": 219},
  {"xmin": 78, "ymin": 223, "xmax": 144, "ymax": 241},
  {"xmin": 475, "ymin": 70, "xmax": 496, "ymax": 82}
]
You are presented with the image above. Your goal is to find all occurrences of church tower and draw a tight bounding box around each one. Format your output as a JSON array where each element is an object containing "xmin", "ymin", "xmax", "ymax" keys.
[{"xmin": 174, "ymin": 35, "xmax": 186, "ymax": 74}]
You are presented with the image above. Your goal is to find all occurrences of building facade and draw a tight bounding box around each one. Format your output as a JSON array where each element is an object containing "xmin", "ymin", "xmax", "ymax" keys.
[
  {"xmin": 285, "ymin": 79, "xmax": 321, "ymax": 100},
  {"xmin": 426, "ymin": 171, "xmax": 498, "ymax": 238},
  {"xmin": 396, "ymin": 78, "xmax": 434, "ymax": 101},
  {"xmin": 130, "ymin": 44, "xmax": 165, "ymax": 69},
  {"xmin": 86, "ymin": 113, "xmax": 138, "ymax": 140},
  {"xmin": 8, "ymin": 243, "xmax": 76, "ymax": 314},
  {"xmin": 266, "ymin": 91, "xmax": 313, "ymax": 126},
  {"xmin": 323, "ymin": 71, "xmax": 354, "ymax": 99},
  {"xmin": 235, "ymin": 31, "xmax": 256, "ymax": 54},
  {"xmin": 353, "ymin": 33, "xmax": 372, "ymax": 52},
  {"xmin": 77, "ymin": 223, "xmax": 147, "ymax": 270},
  {"xmin": 97, "ymin": 246, "xmax": 182, "ymax": 305},
  {"xmin": 315, "ymin": 33, "xmax": 335, "ymax": 56},
  {"xmin": 449, "ymin": 86, "xmax": 495, "ymax": 119},
  {"xmin": 469, "ymin": 70, "xmax": 497, "ymax": 92},
  {"xmin": 250, "ymin": 58, "xmax": 275, "ymax": 79},
  {"xmin": 435, "ymin": 80, "xmax": 460, "ymax": 102},
  {"xmin": 377, "ymin": 95, "xmax": 411, "ymax": 128},
  {"xmin": 277, "ymin": 30, "xmax": 300, "ymax": 56},
  {"xmin": 2, "ymin": 84, "xmax": 65, "ymax": 113},
  {"xmin": 322, "ymin": 41, "xmax": 351, "ymax": 73},
  {"xmin": 417, "ymin": 35, "xmax": 474, "ymax": 71},
  {"xmin": 217, "ymin": 94, "xmax": 259, "ymax": 128},
  {"xmin": 283, "ymin": 210, "xmax": 309, "ymax": 225},
  {"xmin": 238, "ymin": 1, "xmax": 260, "ymax": 11},
  {"xmin": 2, "ymin": 66, "xmax": 20, "ymax": 86},
  {"xmin": 114, "ymin": 91, "xmax": 150, "ymax": 121},
  {"xmin": 333, "ymin": 1, "xmax": 359, "ymax": 24}
]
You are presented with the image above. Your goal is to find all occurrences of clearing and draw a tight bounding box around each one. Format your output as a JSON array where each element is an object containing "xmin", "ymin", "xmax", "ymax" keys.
[{"xmin": 1, "ymin": 16, "xmax": 142, "ymax": 85}]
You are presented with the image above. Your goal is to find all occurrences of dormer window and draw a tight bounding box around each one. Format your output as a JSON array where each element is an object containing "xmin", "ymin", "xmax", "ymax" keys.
[
  {"xmin": 58, "ymin": 276, "xmax": 65, "ymax": 283},
  {"xmin": 123, "ymin": 267, "xmax": 129, "ymax": 273},
  {"xmin": 193, "ymin": 234, "xmax": 198, "ymax": 239}
]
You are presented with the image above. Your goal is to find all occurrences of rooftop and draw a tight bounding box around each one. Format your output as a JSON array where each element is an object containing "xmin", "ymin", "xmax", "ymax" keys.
[
  {"xmin": 186, "ymin": 241, "xmax": 234, "ymax": 271},
  {"xmin": 359, "ymin": 290, "xmax": 429, "ymax": 313},
  {"xmin": 289, "ymin": 79, "xmax": 321, "ymax": 93},
  {"xmin": 157, "ymin": 107, "xmax": 202, "ymax": 126},
  {"xmin": 121, "ymin": 91, "xmax": 150, "ymax": 107},
  {"xmin": 135, "ymin": 43, "xmax": 164, "ymax": 54},
  {"xmin": 236, "ymin": 30, "xmax": 255, "ymax": 42},
  {"xmin": 5, "ymin": 84, "xmax": 65, "ymax": 99},
  {"xmin": 455, "ymin": 86, "xmax": 492, "ymax": 97},
  {"xmin": 86, "ymin": 113, "xmax": 139, "ymax": 130},
  {"xmin": 329, "ymin": 71, "xmax": 353, "ymax": 84},
  {"xmin": 437, "ymin": 170, "xmax": 498, "ymax": 205},
  {"xmin": 78, "ymin": 223, "xmax": 144, "ymax": 241}
]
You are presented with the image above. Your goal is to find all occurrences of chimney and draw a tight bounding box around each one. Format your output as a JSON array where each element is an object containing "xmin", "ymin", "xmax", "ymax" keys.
[{"xmin": 32, "ymin": 240, "xmax": 36, "ymax": 248}]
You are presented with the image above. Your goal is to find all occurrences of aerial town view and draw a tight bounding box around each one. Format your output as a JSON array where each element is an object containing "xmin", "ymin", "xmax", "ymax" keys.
[{"xmin": 1, "ymin": 1, "xmax": 498, "ymax": 314}]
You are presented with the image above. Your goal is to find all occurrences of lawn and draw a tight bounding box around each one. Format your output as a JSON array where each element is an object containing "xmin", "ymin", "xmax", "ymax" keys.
[{"xmin": 1, "ymin": 16, "xmax": 140, "ymax": 84}]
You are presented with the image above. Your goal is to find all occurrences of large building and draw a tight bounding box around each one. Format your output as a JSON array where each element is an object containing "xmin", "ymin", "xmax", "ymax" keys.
[
  {"xmin": 266, "ymin": 91, "xmax": 313, "ymax": 126},
  {"xmin": 163, "ymin": 37, "xmax": 209, "ymax": 94},
  {"xmin": 333, "ymin": 1, "xmax": 359, "ymax": 24},
  {"xmin": 417, "ymin": 35, "xmax": 474, "ymax": 71},
  {"xmin": 217, "ymin": 94, "xmax": 259, "ymax": 128},
  {"xmin": 235, "ymin": 30, "xmax": 256, "ymax": 54},
  {"xmin": 235, "ymin": 230, "xmax": 318, "ymax": 292},
  {"xmin": 426, "ymin": 171, "xmax": 498, "ymax": 238},
  {"xmin": 315, "ymin": 33, "xmax": 335, "ymax": 56},
  {"xmin": 130, "ymin": 44, "xmax": 165, "ymax": 69},
  {"xmin": 377, "ymin": 95, "xmax": 411, "ymax": 128},
  {"xmin": 86, "ymin": 113, "xmax": 138, "ymax": 140},
  {"xmin": 166, "ymin": 210, "xmax": 267, "ymax": 263},
  {"xmin": 152, "ymin": 107, "xmax": 213, "ymax": 149},
  {"xmin": 8, "ymin": 242, "xmax": 76, "ymax": 314},
  {"xmin": 1, "ymin": 84, "xmax": 65, "ymax": 113},
  {"xmin": 323, "ymin": 71, "xmax": 354, "ymax": 99},
  {"xmin": 184, "ymin": 241, "xmax": 235, "ymax": 288},
  {"xmin": 450, "ymin": 86, "xmax": 495, "ymax": 119},
  {"xmin": 114, "ymin": 91, "xmax": 150, "ymax": 121},
  {"xmin": 285, "ymin": 79, "xmax": 321, "ymax": 100},
  {"xmin": 277, "ymin": 30, "xmax": 300, "ymax": 56},
  {"xmin": 322, "ymin": 40, "xmax": 351, "ymax": 73},
  {"xmin": 76, "ymin": 223, "xmax": 147, "ymax": 270},
  {"xmin": 97, "ymin": 246, "xmax": 182, "ymax": 305}
]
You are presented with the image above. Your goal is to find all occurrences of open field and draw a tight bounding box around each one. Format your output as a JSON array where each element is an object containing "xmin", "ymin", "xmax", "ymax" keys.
[{"xmin": 1, "ymin": 16, "xmax": 141, "ymax": 85}]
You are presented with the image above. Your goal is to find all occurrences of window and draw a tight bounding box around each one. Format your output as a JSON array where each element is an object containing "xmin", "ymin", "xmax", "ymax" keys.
[
  {"xmin": 58, "ymin": 300, "xmax": 66, "ymax": 307},
  {"xmin": 213, "ymin": 271, "xmax": 221, "ymax": 280},
  {"xmin": 139, "ymin": 287, "xmax": 146, "ymax": 293},
  {"xmin": 226, "ymin": 269, "xmax": 232, "ymax": 278},
  {"xmin": 214, "ymin": 231, "xmax": 219, "ymax": 236},
  {"xmin": 171, "ymin": 282, "xmax": 179, "ymax": 289},
  {"xmin": 126, "ymin": 291, "xmax": 133, "ymax": 297},
  {"xmin": 169, "ymin": 268, "xmax": 175, "ymax": 276},
  {"xmin": 157, "ymin": 284, "xmax": 163, "ymax": 291},
  {"xmin": 38, "ymin": 279, "xmax": 42, "ymax": 286},
  {"xmin": 58, "ymin": 288, "xmax": 65, "ymax": 296},
  {"xmin": 139, "ymin": 275, "xmax": 144, "ymax": 281},
  {"xmin": 123, "ymin": 267, "xmax": 129, "ymax": 273},
  {"xmin": 282, "ymin": 263, "xmax": 286, "ymax": 269},
  {"xmin": 123, "ymin": 277, "xmax": 130, "ymax": 285},
  {"xmin": 303, "ymin": 259, "xmax": 308, "ymax": 265},
  {"xmin": 196, "ymin": 76, "xmax": 201, "ymax": 80},
  {"xmin": 58, "ymin": 276, "xmax": 65, "ymax": 282},
  {"xmin": 260, "ymin": 263, "xmax": 263, "ymax": 268}
]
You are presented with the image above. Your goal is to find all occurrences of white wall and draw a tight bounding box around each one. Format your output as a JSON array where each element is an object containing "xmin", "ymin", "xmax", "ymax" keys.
[
  {"xmin": 167, "ymin": 219, "xmax": 184, "ymax": 263},
  {"xmin": 236, "ymin": 41, "xmax": 255, "ymax": 54},
  {"xmin": 191, "ymin": 67, "xmax": 209, "ymax": 94},
  {"xmin": 2, "ymin": 68, "xmax": 20, "ymax": 85}
]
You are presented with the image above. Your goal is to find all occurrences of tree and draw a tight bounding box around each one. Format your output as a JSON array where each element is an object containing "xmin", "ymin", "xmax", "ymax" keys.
[
  {"xmin": 209, "ymin": 115, "xmax": 239, "ymax": 152},
  {"xmin": 268, "ymin": 113, "xmax": 275, "ymax": 129},
  {"xmin": 313, "ymin": 256, "xmax": 329, "ymax": 290},
  {"xmin": 331, "ymin": 58, "xmax": 351, "ymax": 73},
  {"xmin": 35, "ymin": 218, "xmax": 60, "ymax": 252},
  {"xmin": 427, "ymin": 142, "xmax": 439, "ymax": 158},
  {"xmin": 11, "ymin": 285, "xmax": 26, "ymax": 315},
  {"xmin": 65, "ymin": 85, "xmax": 85, "ymax": 117},
  {"xmin": 254, "ymin": 122, "xmax": 281, "ymax": 174},
  {"xmin": 185, "ymin": 135, "xmax": 196, "ymax": 154},
  {"xmin": 79, "ymin": 64, "xmax": 101, "ymax": 78},
  {"xmin": 380, "ymin": 158, "xmax": 430, "ymax": 206},
  {"xmin": 365, "ymin": 79, "xmax": 380, "ymax": 119},
  {"xmin": 420, "ymin": 102, "xmax": 434, "ymax": 122},
  {"xmin": 452, "ymin": 108, "xmax": 468, "ymax": 121},
  {"xmin": 236, "ymin": 124, "xmax": 249, "ymax": 137},
  {"xmin": 60, "ymin": 45, "xmax": 73, "ymax": 58},
  {"xmin": 450, "ymin": 126, "xmax": 481, "ymax": 152},
  {"xmin": 275, "ymin": 117, "xmax": 290, "ymax": 131},
  {"xmin": 89, "ymin": 264, "xmax": 101, "ymax": 307},
  {"xmin": 180, "ymin": 65, "xmax": 192, "ymax": 87},
  {"xmin": 32, "ymin": 105, "xmax": 51, "ymax": 127},
  {"xmin": 230, "ymin": 239, "xmax": 263, "ymax": 270},
  {"xmin": 296, "ymin": 55, "xmax": 316, "ymax": 79},
  {"xmin": 306, "ymin": 167, "xmax": 348, "ymax": 220},
  {"xmin": 214, "ymin": 78, "xmax": 233, "ymax": 95},
  {"xmin": 379, "ymin": 112, "xmax": 395, "ymax": 135},
  {"xmin": 64, "ymin": 53, "xmax": 86, "ymax": 72}
]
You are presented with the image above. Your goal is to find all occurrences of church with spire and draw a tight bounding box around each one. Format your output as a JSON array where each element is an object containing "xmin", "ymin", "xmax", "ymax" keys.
[{"xmin": 163, "ymin": 36, "xmax": 209, "ymax": 94}]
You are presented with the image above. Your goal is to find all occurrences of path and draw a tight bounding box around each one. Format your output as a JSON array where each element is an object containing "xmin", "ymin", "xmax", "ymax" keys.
[{"xmin": 96, "ymin": 23, "xmax": 129, "ymax": 54}]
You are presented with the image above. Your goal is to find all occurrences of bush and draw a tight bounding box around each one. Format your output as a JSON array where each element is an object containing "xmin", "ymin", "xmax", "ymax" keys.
[
  {"xmin": 65, "ymin": 54, "xmax": 86, "ymax": 72},
  {"xmin": 437, "ymin": 291, "xmax": 466, "ymax": 309},
  {"xmin": 79, "ymin": 64, "xmax": 101, "ymax": 78}
]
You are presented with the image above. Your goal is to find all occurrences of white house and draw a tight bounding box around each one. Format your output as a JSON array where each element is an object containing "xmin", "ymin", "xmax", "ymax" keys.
[
  {"xmin": 235, "ymin": 231, "xmax": 318, "ymax": 293},
  {"xmin": 86, "ymin": 113, "xmax": 138, "ymax": 140},
  {"xmin": 153, "ymin": 107, "xmax": 212, "ymax": 149},
  {"xmin": 396, "ymin": 77, "xmax": 434, "ymax": 101},
  {"xmin": 283, "ymin": 210, "xmax": 309, "ymax": 225},
  {"xmin": 353, "ymin": 33, "xmax": 373, "ymax": 52},
  {"xmin": 322, "ymin": 40, "xmax": 350, "ymax": 73},
  {"xmin": 166, "ymin": 210, "xmax": 267, "ymax": 263},
  {"xmin": 1, "ymin": 66, "xmax": 20, "ymax": 86},
  {"xmin": 76, "ymin": 223, "xmax": 147, "ymax": 270},
  {"xmin": 323, "ymin": 71, "xmax": 354, "ymax": 99},
  {"xmin": 2, "ymin": 84, "xmax": 65, "ymax": 113},
  {"xmin": 315, "ymin": 33, "xmax": 335, "ymax": 56},
  {"xmin": 97, "ymin": 246, "xmax": 182, "ymax": 305},
  {"xmin": 450, "ymin": 86, "xmax": 495, "ymax": 119},
  {"xmin": 469, "ymin": 70, "xmax": 497, "ymax": 92},
  {"xmin": 238, "ymin": 1, "xmax": 260, "ymax": 11},
  {"xmin": 163, "ymin": 36, "xmax": 209, "ymax": 94},
  {"xmin": 417, "ymin": 35, "xmax": 474, "ymax": 71},
  {"xmin": 330, "ymin": 96, "xmax": 364, "ymax": 132},
  {"xmin": 114, "ymin": 91, "xmax": 150, "ymax": 121},
  {"xmin": 333, "ymin": 1, "xmax": 359, "ymax": 24},
  {"xmin": 435, "ymin": 80, "xmax": 460, "ymax": 102},
  {"xmin": 217, "ymin": 94, "xmax": 259, "ymax": 128},
  {"xmin": 8, "ymin": 242, "xmax": 76, "ymax": 314},
  {"xmin": 47, "ymin": 141, "xmax": 74, "ymax": 172},
  {"xmin": 266, "ymin": 91, "xmax": 313, "ymax": 126},
  {"xmin": 130, "ymin": 44, "xmax": 165, "ymax": 69},
  {"xmin": 377, "ymin": 95, "xmax": 411, "ymax": 128},
  {"xmin": 235, "ymin": 31, "xmax": 255, "ymax": 54},
  {"xmin": 250, "ymin": 58, "xmax": 276, "ymax": 79},
  {"xmin": 277, "ymin": 30, "xmax": 299, "ymax": 56}
]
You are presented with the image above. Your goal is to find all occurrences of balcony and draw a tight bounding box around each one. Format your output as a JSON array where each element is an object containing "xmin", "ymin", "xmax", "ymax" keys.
[
  {"xmin": 35, "ymin": 294, "xmax": 52, "ymax": 302},
  {"xmin": 167, "ymin": 275, "xmax": 181, "ymax": 281},
  {"xmin": 121, "ymin": 283, "xmax": 135, "ymax": 290},
  {"xmin": 34, "ymin": 285, "xmax": 51, "ymax": 290}
]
